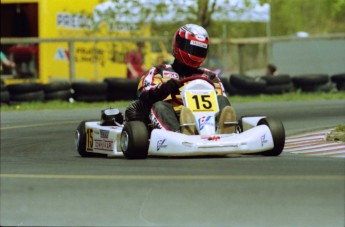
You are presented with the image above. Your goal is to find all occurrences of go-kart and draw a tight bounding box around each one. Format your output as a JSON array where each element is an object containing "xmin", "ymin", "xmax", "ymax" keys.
[{"xmin": 75, "ymin": 76, "xmax": 285, "ymax": 159}]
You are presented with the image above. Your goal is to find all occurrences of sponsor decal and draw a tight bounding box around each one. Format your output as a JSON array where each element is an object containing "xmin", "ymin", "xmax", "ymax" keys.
[
  {"xmin": 200, "ymin": 135, "xmax": 221, "ymax": 141},
  {"xmin": 163, "ymin": 71, "xmax": 179, "ymax": 79},
  {"xmin": 157, "ymin": 139, "xmax": 168, "ymax": 151},
  {"xmin": 198, "ymin": 116, "xmax": 214, "ymax": 131},
  {"xmin": 261, "ymin": 134, "xmax": 268, "ymax": 147},
  {"xmin": 86, "ymin": 128, "xmax": 93, "ymax": 151},
  {"xmin": 190, "ymin": 40, "xmax": 208, "ymax": 49},
  {"xmin": 188, "ymin": 90, "xmax": 210, "ymax": 95},
  {"xmin": 100, "ymin": 130, "xmax": 110, "ymax": 138},
  {"xmin": 57, "ymin": 13, "xmax": 92, "ymax": 29},
  {"xmin": 54, "ymin": 47, "xmax": 70, "ymax": 61},
  {"xmin": 94, "ymin": 140, "xmax": 113, "ymax": 151},
  {"xmin": 208, "ymin": 136, "xmax": 221, "ymax": 141},
  {"xmin": 195, "ymin": 34, "xmax": 206, "ymax": 41}
]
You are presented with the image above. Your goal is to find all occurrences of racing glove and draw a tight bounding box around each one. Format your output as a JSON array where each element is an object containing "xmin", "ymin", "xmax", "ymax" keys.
[
  {"xmin": 162, "ymin": 79, "xmax": 182, "ymax": 95},
  {"xmin": 141, "ymin": 79, "xmax": 182, "ymax": 103}
]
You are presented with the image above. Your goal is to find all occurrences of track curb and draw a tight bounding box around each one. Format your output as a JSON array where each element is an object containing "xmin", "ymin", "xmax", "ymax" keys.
[{"xmin": 284, "ymin": 128, "xmax": 345, "ymax": 158}]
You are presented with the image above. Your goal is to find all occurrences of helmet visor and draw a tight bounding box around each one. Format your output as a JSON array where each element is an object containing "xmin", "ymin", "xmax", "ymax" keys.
[{"xmin": 176, "ymin": 35, "xmax": 208, "ymax": 58}]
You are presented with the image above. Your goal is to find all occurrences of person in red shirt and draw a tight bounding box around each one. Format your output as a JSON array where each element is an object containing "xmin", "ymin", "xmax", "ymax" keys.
[{"xmin": 125, "ymin": 42, "xmax": 144, "ymax": 79}]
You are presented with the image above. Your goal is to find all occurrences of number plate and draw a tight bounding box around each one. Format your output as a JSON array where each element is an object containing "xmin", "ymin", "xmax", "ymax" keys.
[
  {"xmin": 86, "ymin": 127, "xmax": 93, "ymax": 151},
  {"xmin": 185, "ymin": 90, "xmax": 219, "ymax": 112}
]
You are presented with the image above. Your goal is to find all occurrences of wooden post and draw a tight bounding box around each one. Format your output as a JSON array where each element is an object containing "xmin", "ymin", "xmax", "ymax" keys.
[{"xmin": 68, "ymin": 41, "xmax": 76, "ymax": 82}]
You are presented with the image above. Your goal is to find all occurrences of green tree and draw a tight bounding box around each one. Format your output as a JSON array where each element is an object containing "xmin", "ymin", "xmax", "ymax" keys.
[
  {"xmin": 93, "ymin": 0, "xmax": 261, "ymax": 34},
  {"xmin": 260, "ymin": 0, "xmax": 345, "ymax": 36}
]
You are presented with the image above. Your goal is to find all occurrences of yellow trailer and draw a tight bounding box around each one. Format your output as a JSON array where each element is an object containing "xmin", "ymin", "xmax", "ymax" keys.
[{"xmin": 1, "ymin": 0, "xmax": 172, "ymax": 83}]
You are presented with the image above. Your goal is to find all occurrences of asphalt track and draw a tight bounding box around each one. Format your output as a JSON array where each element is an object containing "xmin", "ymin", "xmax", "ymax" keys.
[{"xmin": 1, "ymin": 100, "xmax": 344, "ymax": 227}]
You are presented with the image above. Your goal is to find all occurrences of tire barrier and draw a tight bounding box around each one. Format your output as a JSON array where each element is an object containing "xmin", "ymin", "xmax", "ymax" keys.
[
  {"xmin": 295, "ymin": 81, "xmax": 336, "ymax": 93},
  {"xmin": 43, "ymin": 82, "xmax": 72, "ymax": 101},
  {"xmin": 260, "ymin": 75, "xmax": 294, "ymax": 94},
  {"xmin": 72, "ymin": 82, "xmax": 108, "ymax": 102},
  {"xmin": 0, "ymin": 80, "xmax": 10, "ymax": 104},
  {"xmin": 292, "ymin": 74, "xmax": 331, "ymax": 92},
  {"xmin": 261, "ymin": 74, "xmax": 292, "ymax": 85},
  {"xmin": 7, "ymin": 82, "xmax": 44, "ymax": 103},
  {"xmin": 104, "ymin": 77, "xmax": 139, "ymax": 101},
  {"xmin": 45, "ymin": 89, "xmax": 72, "ymax": 101},
  {"xmin": 229, "ymin": 74, "xmax": 266, "ymax": 95},
  {"xmin": 10, "ymin": 90, "xmax": 45, "ymax": 102},
  {"xmin": 219, "ymin": 76, "xmax": 230, "ymax": 95},
  {"xmin": 1, "ymin": 72, "xmax": 343, "ymax": 105},
  {"xmin": 331, "ymin": 73, "xmax": 345, "ymax": 91},
  {"xmin": 262, "ymin": 82, "xmax": 295, "ymax": 94}
]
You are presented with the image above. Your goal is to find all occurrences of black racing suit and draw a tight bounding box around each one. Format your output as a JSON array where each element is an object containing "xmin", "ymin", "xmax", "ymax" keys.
[{"xmin": 125, "ymin": 59, "xmax": 230, "ymax": 132}]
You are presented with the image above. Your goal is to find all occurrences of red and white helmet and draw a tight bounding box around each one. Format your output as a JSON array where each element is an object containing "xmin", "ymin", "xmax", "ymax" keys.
[{"xmin": 173, "ymin": 24, "xmax": 209, "ymax": 68}]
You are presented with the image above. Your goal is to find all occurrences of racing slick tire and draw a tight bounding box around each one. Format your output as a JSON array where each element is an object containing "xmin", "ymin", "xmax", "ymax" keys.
[
  {"xmin": 75, "ymin": 121, "xmax": 107, "ymax": 157},
  {"xmin": 257, "ymin": 118, "xmax": 285, "ymax": 156},
  {"xmin": 121, "ymin": 121, "xmax": 149, "ymax": 159}
]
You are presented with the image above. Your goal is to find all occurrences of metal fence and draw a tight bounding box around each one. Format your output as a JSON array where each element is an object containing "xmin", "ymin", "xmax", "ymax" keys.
[{"xmin": 1, "ymin": 34, "xmax": 344, "ymax": 81}]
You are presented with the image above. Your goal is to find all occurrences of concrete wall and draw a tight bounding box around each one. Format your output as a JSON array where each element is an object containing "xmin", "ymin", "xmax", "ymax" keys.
[{"xmin": 272, "ymin": 38, "xmax": 345, "ymax": 76}]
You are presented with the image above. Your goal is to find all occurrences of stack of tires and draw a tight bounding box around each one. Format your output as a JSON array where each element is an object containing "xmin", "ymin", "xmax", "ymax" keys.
[
  {"xmin": 331, "ymin": 73, "xmax": 345, "ymax": 91},
  {"xmin": 7, "ymin": 83, "xmax": 44, "ymax": 103},
  {"xmin": 0, "ymin": 80, "xmax": 10, "ymax": 104},
  {"xmin": 104, "ymin": 78, "xmax": 139, "ymax": 101},
  {"xmin": 43, "ymin": 82, "xmax": 72, "ymax": 101},
  {"xmin": 229, "ymin": 74, "xmax": 266, "ymax": 95},
  {"xmin": 72, "ymin": 82, "xmax": 108, "ymax": 102},
  {"xmin": 292, "ymin": 74, "xmax": 335, "ymax": 92},
  {"xmin": 260, "ymin": 74, "xmax": 294, "ymax": 94}
]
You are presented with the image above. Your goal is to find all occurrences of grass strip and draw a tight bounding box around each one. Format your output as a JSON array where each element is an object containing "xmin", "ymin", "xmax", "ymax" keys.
[{"xmin": 1, "ymin": 91, "xmax": 344, "ymax": 112}]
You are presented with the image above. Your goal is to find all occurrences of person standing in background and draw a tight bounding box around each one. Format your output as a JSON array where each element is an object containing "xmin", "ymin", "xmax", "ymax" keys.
[
  {"xmin": 266, "ymin": 63, "xmax": 278, "ymax": 76},
  {"xmin": 125, "ymin": 42, "xmax": 144, "ymax": 79}
]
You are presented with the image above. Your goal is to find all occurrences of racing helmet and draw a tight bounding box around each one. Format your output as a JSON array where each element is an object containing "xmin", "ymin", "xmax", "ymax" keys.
[{"xmin": 173, "ymin": 24, "xmax": 209, "ymax": 68}]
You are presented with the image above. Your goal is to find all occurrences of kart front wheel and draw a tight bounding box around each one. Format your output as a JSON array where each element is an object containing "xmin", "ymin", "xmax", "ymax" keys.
[
  {"xmin": 121, "ymin": 121, "xmax": 149, "ymax": 159},
  {"xmin": 258, "ymin": 118, "xmax": 285, "ymax": 156}
]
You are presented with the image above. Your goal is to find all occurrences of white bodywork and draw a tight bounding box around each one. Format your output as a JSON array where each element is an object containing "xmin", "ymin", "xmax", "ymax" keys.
[
  {"xmin": 84, "ymin": 122, "xmax": 123, "ymax": 156},
  {"xmin": 148, "ymin": 125, "xmax": 273, "ymax": 156},
  {"xmin": 83, "ymin": 115, "xmax": 269, "ymax": 157},
  {"xmin": 82, "ymin": 79, "xmax": 275, "ymax": 157}
]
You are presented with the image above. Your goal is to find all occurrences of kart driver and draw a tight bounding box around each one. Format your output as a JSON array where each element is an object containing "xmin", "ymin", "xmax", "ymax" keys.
[{"xmin": 125, "ymin": 24, "xmax": 236, "ymax": 135}]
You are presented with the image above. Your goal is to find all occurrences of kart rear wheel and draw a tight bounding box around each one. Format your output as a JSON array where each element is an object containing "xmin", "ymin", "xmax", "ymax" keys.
[
  {"xmin": 258, "ymin": 118, "xmax": 285, "ymax": 156},
  {"xmin": 121, "ymin": 121, "xmax": 149, "ymax": 159},
  {"xmin": 75, "ymin": 121, "xmax": 106, "ymax": 157}
]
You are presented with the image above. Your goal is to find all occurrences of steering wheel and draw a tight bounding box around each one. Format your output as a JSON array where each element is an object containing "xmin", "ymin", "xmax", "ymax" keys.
[{"xmin": 171, "ymin": 75, "xmax": 215, "ymax": 105}]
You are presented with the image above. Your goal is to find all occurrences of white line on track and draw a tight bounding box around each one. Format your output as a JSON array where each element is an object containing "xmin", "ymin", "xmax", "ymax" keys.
[{"xmin": 0, "ymin": 174, "xmax": 344, "ymax": 181}]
